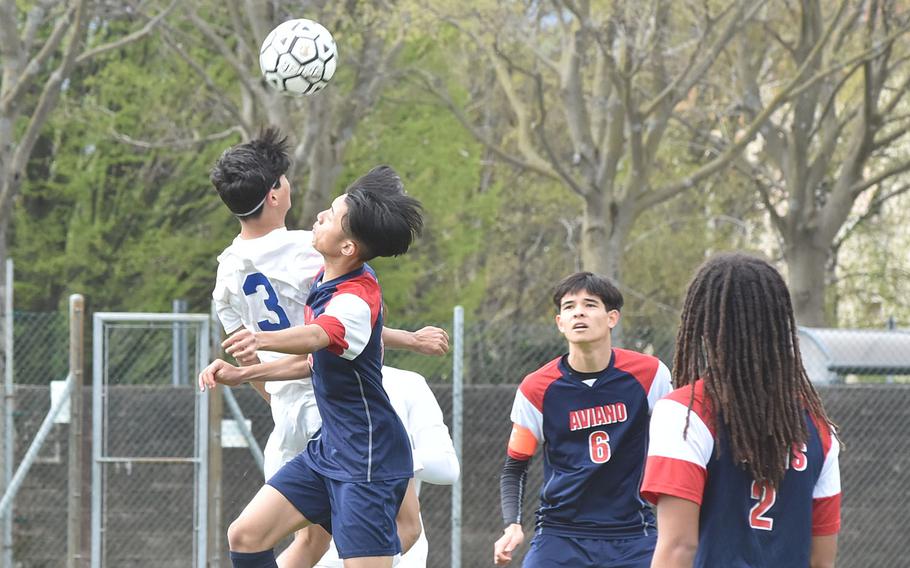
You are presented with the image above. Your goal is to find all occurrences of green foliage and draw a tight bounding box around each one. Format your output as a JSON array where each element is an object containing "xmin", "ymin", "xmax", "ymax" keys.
[
  {"xmin": 11, "ymin": 31, "xmax": 239, "ymax": 312},
  {"xmin": 8, "ymin": 0, "xmax": 910, "ymax": 364}
]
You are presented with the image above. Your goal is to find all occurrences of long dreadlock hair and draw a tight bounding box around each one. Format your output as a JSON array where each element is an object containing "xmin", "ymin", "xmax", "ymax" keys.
[{"xmin": 673, "ymin": 252, "xmax": 834, "ymax": 489}]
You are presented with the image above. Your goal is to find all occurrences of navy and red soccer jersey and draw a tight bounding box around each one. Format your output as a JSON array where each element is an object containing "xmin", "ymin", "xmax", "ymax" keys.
[
  {"xmin": 508, "ymin": 349, "xmax": 672, "ymax": 538},
  {"xmin": 641, "ymin": 380, "xmax": 841, "ymax": 567},
  {"xmin": 303, "ymin": 264, "xmax": 412, "ymax": 483}
]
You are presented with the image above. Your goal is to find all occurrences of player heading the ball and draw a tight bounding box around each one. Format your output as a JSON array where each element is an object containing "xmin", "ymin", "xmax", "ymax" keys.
[{"xmin": 200, "ymin": 165, "xmax": 424, "ymax": 568}]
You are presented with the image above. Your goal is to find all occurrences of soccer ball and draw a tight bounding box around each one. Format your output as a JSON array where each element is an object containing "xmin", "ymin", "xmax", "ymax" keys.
[{"xmin": 259, "ymin": 19, "xmax": 337, "ymax": 95}]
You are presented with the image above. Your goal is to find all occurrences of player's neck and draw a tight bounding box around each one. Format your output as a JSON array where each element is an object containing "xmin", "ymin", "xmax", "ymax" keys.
[
  {"xmin": 566, "ymin": 339, "xmax": 613, "ymax": 373},
  {"xmin": 322, "ymin": 256, "xmax": 364, "ymax": 282},
  {"xmin": 238, "ymin": 220, "xmax": 285, "ymax": 240}
]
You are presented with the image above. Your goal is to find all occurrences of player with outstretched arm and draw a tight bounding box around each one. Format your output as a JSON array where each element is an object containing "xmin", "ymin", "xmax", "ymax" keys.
[
  {"xmin": 208, "ymin": 130, "xmax": 446, "ymax": 566},
  {"xmin": 200, "ymin": 165, "xmax": 424, "ymax": 568}
]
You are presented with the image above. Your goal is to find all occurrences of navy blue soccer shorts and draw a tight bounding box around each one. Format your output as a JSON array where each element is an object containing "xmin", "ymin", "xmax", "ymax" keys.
[
  {"xmin": 522, "ymin": 531, "xmax": 657, "ymax": 568},
  {"xmin": 267, "ymin": 453, "xmax": 410, "ymax": 559}
]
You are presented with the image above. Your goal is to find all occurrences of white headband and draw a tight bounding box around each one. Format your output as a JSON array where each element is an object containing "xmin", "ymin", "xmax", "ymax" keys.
[{"xmin": 234, "ymin": 194, "xmax": 269, "ymax": 218}]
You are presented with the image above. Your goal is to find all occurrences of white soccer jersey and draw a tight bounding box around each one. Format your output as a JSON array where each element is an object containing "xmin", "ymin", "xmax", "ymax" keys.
[
  {"xmin": 315, "ymin": 366, "xmax": 460, "ymax": 568},
  {"xmin": 212, "ymin": 227, "xmax": 324, "ymax": 478}
]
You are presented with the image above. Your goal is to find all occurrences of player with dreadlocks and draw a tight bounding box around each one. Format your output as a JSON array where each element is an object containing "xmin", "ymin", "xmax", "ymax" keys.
[{"xmin": 641, "ymin": 252, "xmax": 841, "ymax": 568}]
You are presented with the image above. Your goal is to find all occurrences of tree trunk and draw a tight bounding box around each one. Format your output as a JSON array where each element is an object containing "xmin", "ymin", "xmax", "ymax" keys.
[
  {"xmin": 785, "ymin": 238, "xmax": 830, "ymax": 327},
  {"xmin": 297, "ymin": 136, "xmax": 342, "ymax": 229},
  {"xmin": 579, "ymin": 192, "xmax": 632, "ymax": 283},
  {"xmin": 581, "ymin": 192, "xmax": 633, "ymax": 343},
  {"xmin": 581, "ymin": 193, "xmax": 612, "ymax": 279}
]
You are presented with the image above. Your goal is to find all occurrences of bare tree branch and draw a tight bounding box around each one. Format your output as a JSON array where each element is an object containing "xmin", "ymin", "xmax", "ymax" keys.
[
  {"xmin": 834, "ymin": 182, "xmax": 910, "ymax": 249},
  {"xmin": 849, "ymin": 159, "xmax": 910, "ymax": 198},
  {"xmin": 784, "ymin": 18, "xmax": 910, "ymax": 102},
  {"xmin": 0, "ymin": 4, "xmax": 74, "ymax": 113},
  {"xmin": 111, "ymin": 126, "xmax": 243, "ymax": 149},
  {"xmin": 872, "ymin": 123, "xmax": 910, "ymax": 150},
  {"xmin": 156, "ymin": 23, "xmax": 251, "ymax": 133},
  {"xmin": 75, "ymin": 0, "xmax": 178, "ymax": 65},
  {"xmin": 412, "ymin": 68, "xmax": 560, "ymax": 182},
  {"xmin": 642, "ymin": 0, "xmax": 757, "ymax": 118},
  {"xmin": 183, "ymin": 4, "xmax": 261, "ymax": 102},
  {"xmin": 531, "ymin": 72, "xmax": 587, "ymax": 196},
  {"xmin": 642, "ymin": 0, "xmax": 854, "ymax": 210},
  {"xmin": 2, "ymin": 0, "xmax": 86, "ymax": 212}
]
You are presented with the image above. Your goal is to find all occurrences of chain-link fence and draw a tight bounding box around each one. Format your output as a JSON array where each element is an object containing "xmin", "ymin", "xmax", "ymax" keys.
[
  {"xmin": 2, "ymin": 309, "xmax": 910, "ymax": 566},
  {"xmin": 93, "ymin": 316, "xmax": 209, "ymax": 567}
]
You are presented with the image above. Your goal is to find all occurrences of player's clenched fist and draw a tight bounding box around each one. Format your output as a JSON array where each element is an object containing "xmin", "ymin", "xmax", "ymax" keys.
[
  {"xmin": 413, "ymin": 326, "xmax": 450, "ymax": 356},
  {"xmin": 493, "ymin": 523, "xmax": 524, "ymax": 565},
  {"xmin": 197, "ymin": 359, "xmax": 246, "ymax": 391},
  {"xmin": 222, "ymin": 328, "xmax": 261, "ymax": 361}
]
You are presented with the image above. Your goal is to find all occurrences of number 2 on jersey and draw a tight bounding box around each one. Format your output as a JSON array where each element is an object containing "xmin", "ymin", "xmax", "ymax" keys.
[
  {"xmin": 243, "ymin": 273, "xmax": 291, "ymax": 331},
  {"xmin": 749, "ymin": 481, "xmax": 776, "ymax": 530},
  {"xmin": 748, "ymin": 443, "xmax": 807, "ymax": 530}
]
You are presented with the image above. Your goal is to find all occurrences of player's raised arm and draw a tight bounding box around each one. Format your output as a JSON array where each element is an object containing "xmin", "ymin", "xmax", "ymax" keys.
[
  {"xmin": 382, "ymin": 325, "xmax": 449, "ymax": 356},
  {"xmin": 222, "ymin": 325, "xmax": 330, "ymax": 360},
  {"xmin": 198, "ymin": 354, "xmax": 313, "ymax": 391}
]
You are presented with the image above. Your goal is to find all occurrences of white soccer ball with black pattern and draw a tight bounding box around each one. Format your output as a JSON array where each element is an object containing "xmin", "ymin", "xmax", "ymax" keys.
[{"xmin": 259, "ymin": 19, "xmax": 337, "ymax": 95}]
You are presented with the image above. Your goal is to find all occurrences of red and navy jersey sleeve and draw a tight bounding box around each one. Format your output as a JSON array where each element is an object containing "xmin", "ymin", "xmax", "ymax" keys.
[
  {"xmin": 810, "ymin": 416, "xmax": 842, "ymax": 535},
  {"xmin": 641, "ymin": 381, "xmax": 715, "ymax": 506},
  {"xmin": 311, "ymin": 273, "xmax": 381, "ymax": 360},
  {"xmin": 612, "ymin": 348, "xmax": 672, "ymax": 413},
  {"xmin": 508, "ymin": 358, "xmax": 562, "ymax": 453}
]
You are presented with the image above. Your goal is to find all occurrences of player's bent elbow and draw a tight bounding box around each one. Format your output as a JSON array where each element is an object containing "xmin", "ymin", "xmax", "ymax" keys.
[
  {"xmin": 445, "ymin": 457, "xmax": 461, "ymax": 484},
  {"xmin": 653, "ymin": 540, "xmax": 698, "ymax": 567}
]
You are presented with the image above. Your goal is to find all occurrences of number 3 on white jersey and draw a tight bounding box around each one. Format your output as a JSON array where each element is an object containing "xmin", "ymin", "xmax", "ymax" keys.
[{"xmin": 243, "ymin": 272, "xmax": 290, "ymax": 331}]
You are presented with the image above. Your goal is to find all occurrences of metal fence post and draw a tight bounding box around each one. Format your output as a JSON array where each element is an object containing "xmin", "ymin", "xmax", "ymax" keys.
[
  {"xmin": 451, "ymin": 306, "xmax": 464, "ymax": 568},
  {"xmin": 90, "ymin": 315, "xmax": 103, "ymax": 568},
  {"xmin": 67, "ymin": 294, "xmax": 85, "ymax": 568},
  {"xmin": 195, "ymin": 318, "xmax": 210, "ymax": 568},
  {"xmin": 2, "ymin": 258, "xmax": 12, "ymax": 568},
  {"xmin": 173, "ymin": 299, "xmax": 188, "ymax": 386},
  {"xmin": 207, "ymin": 302, "xmax": 223, "ymax": 566}
]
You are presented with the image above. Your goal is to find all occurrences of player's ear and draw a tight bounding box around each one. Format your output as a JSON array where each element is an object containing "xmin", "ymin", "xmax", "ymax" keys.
[
  {"xmin": 340, "ymin": 238, "xmax": 358, "ymax": 259},
  {"xmin": 555, "ymin": 312, "xmax": 567, "ymax": 334},
  {"xmin": 607, "ymin": 309, "xmax": 621, "ymax": 329}
]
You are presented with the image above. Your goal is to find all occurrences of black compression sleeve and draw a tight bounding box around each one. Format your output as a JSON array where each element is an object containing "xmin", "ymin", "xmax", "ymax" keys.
[{"xmin": 500, "ymin": 455, "xmax": 530, "ymax": 527}]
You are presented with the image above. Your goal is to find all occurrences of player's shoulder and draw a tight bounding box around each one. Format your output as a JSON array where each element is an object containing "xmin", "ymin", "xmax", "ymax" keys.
[
  {"xmin": 808, "ymin": 412, "xmax": 838, "ymax": 456},
  {"xmin": 518, "ymin": 357, "xmax": 564, "ymax": 408},
  {"xmin": 334, "ymin": 266, "xmax": 381, "ymax": 299},
  {"xmin": 657, "ymin": 380, "xmax": 712, "ymax": 423},
  {"xmin": 215, "ymin": 234, "xmax": 243, "ymax": 263},
  {"xmin": 613, "ymin": 348, "xmax": 670, "ymax": 396},
  {"xmin": 613, "ymin": 348, "xmax": 661, "ymax": 377}
]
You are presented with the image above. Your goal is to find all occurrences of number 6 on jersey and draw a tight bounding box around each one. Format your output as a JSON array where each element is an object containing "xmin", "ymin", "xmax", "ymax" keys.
[{"xmin": 589, "ymin": 430, "xmax": 612, "ymax": 464}]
